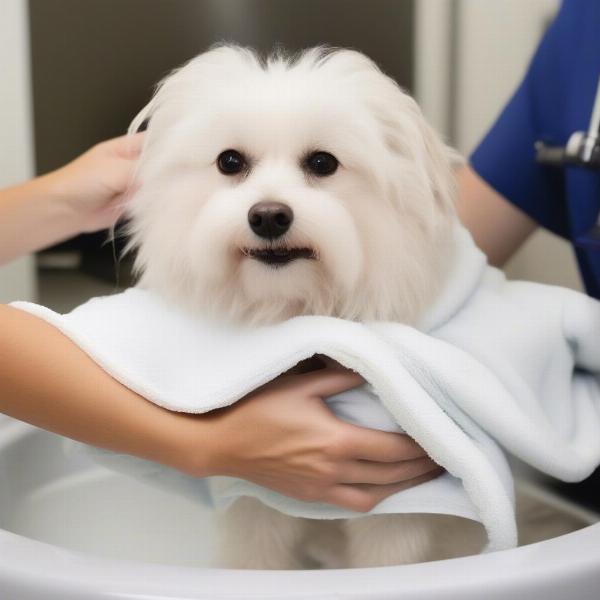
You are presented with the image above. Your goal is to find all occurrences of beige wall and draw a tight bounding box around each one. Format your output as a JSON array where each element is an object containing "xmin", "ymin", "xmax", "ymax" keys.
[{"xmin": 0, "ymin": 0, "xmax": 37, "ymax": 303}]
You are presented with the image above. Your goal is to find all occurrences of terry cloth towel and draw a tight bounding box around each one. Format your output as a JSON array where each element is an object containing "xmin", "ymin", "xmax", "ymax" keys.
[{"xmin": 11, "ymin": 225, "xmax": 600, "ymax": 553}]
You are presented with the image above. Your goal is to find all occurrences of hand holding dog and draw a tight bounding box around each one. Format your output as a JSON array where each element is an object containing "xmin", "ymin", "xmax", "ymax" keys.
[
  {"xmin": 195, "ymin": 366, "xmax": 442, "ymax": 513},
  {"xmin": 0, "ymin": 133, "xmax": 143, "ymax": 265},
  {"xmin": 0, "ymin": 306, "xmax": 437, "ymax": 515},
  {"xmin": 47, "ymin": 133, "xmax": 144, "ymax": 233}
]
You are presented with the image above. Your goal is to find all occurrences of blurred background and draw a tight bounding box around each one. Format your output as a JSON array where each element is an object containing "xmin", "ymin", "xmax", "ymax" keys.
[{"xmin": 0, "ymin": 0, "xmax": 575, "ymax": 311}]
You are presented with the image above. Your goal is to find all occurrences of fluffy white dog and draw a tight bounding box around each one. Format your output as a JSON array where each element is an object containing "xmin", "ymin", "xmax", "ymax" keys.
[{"xmin": 125, "ymin": 45, "xmax": 484, "ymax": 568}]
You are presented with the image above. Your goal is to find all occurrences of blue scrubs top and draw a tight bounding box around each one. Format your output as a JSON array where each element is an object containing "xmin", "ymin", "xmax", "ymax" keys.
[{"xmin": 470, "ymin": 0, "xmax": 600, "ymax": 299}]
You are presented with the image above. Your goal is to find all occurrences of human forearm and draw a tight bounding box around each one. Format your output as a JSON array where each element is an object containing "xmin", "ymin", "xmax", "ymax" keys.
[
  {"xmin": 0, "ymin": 134, "xmax": 144, "ymax": 266},
  {"xmin": 455, "ymin": 164, "xmax": 537, "ymax": 266},
  {"xmin": 0, "ymin": 304, "xmax": 210, "ymax": 475},
  {"xmin": 0, "ymin": 303, "xmax": 441, "ymax": 510},
  {"xmin": 0, "ymin": 173, "xmax": 84, "ymax": 265}
]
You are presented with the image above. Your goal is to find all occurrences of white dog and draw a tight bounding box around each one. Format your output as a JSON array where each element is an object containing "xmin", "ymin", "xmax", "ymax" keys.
[{"xmin": 125, "ymin": 45, "xmax": 484, "ymax": 569}]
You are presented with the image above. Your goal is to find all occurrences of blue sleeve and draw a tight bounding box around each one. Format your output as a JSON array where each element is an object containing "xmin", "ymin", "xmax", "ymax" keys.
[{"xmin": 470, "ymin": 1, "xmax": 572, "ymax": 238}]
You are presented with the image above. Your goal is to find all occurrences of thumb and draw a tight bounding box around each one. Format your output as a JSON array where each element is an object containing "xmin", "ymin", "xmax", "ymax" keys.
[{"xmin": 298, "ymin": 366, "xmax": 364, "ymax": 398}]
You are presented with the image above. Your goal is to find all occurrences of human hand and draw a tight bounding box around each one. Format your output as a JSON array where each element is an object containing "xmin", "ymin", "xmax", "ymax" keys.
[
  {"xmin": 43, "ymin": 133, "xmax": 144, "ymax": 234},
  {"xmin": 178, "ymin": 366, "xmax": 442, "ymax": 513}
]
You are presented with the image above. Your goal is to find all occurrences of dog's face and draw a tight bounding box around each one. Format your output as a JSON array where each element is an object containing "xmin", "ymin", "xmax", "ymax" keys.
[{"xmin": 126, "ymin": 46, "xmax": 457, "ymax": 324}]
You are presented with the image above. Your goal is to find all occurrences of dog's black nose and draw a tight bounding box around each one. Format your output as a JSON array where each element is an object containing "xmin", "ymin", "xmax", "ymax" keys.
[{"xmin": 248, "ymin": 202, "xmax": 293, "ymax": 239}]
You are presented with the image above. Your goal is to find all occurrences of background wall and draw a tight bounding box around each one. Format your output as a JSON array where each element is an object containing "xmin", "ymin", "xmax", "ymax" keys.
[
  {"xmin": 0, "ymin": 0, "xmax": 37, "ymax": 303},
  {"xmin": 29, "ymin": 0, "xmax": 415, "ymax": 178}
]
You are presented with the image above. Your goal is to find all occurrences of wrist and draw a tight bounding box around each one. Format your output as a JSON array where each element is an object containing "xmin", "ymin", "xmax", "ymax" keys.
[
  {"xmin": 0, "ymin": 173, "xmax": 84, "ymax": 263},
  {"xmin": 35, "ymin": 168, "xmax": 88, "ymax": 235},
  {"xmin": 155, "ymin": 410, "xmax": 221, "ymax": 478}
]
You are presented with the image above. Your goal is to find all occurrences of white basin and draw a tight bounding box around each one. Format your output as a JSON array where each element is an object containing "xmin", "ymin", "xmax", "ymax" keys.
[{"xmin": 1, "ymin": 416, "xmax": 599, "ymax": 599}]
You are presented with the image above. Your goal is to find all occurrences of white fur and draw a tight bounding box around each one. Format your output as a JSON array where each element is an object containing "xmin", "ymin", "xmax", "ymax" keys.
[
  {"xmin": 126, "ymin": 45, "xmax": 457, "ymax": 325},
  {"xmin": 125, "ymin": 45, "xmax": 480, "ymax": 568}
]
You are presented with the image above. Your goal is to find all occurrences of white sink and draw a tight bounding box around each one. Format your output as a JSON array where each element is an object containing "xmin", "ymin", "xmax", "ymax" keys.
[{"xmin": 0, "ymin": 416, "xmax": 599, "ymax": 600}]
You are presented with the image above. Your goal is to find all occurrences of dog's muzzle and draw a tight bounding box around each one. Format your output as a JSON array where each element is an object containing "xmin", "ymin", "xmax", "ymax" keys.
[
  {"xmin": 243, "ymin": 246, "xmax": 316, "ymax": 267},
  {"xmin": 245, "ymin": 201, "xmax": 316, "ymax": 266}
]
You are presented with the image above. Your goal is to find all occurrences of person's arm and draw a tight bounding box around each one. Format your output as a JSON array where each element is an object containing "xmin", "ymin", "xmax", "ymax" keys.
[
  {"xmin": 455, "ymin": 164, "xmax": 537, "ymax": 266},
  {"xmin": 456, "ymin": 5, "xmax": 582, "ymax": 267},
  {"xmin": 0, "ymin": 134, "xmax": 143, "ymax": 265},
  {"xmin": 0, "ymin": 304, "xmax": 440, "ymax": 512}
]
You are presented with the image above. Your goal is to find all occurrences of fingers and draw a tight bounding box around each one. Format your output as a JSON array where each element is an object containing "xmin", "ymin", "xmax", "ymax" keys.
[
  {"xmin": 293, "ymin": 366, "xmax": 364, "ymax": 398},
  {"xmin": 318, "ymin": 355, "xmax": 343, "ymax": 369},
  {"xmin": 103, "ymin": 132, "xmax": 146, "ymax": 159},
  {"xmin": 345, "ymin": 425, "xmax": 428, "ymax": 462},
  {"xmin": 123, "ymin": 131, "xmax": 146, "ymax": 157},
  {"xmin": 339, "ymin": 456, "xmax": 441, "ymax": 485},
  {"xmin": 326, "ymin": 468, "xmax": 444, "ymax": 513}
]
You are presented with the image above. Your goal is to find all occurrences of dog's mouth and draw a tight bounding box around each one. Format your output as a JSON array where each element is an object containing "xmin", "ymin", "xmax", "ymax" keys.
[{"xmin": 242, "ymin": 246, "xmax": 317, "ymax": 267}]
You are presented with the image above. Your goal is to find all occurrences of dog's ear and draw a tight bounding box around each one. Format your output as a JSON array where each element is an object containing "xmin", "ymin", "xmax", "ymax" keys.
[
  {"xmin": 135, "ymin": 117, "xmax": 150, "ymax": 133},
  {"xmin": 332, "ymin": 49, "xmax": 460, "ymax": 219},
  {"xmin": 129, "ymin": 101, "xmax": 155, "ymax": 135},
  {"xmin": 126, "ymin": 58, "xmax": 193, "ymax": 136},
  {"xmin": 414, "ymin": 113, "xmax": 461, "ymax": 216},
  {"xmin": 127, "ymin": 44, "xmax": 261, "ymax": 138}
]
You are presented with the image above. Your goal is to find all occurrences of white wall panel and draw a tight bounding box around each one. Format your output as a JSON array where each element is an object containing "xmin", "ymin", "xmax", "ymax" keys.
[{"xmin": 0, "ymin": 0, "xmax": 37, "ymax": 302}]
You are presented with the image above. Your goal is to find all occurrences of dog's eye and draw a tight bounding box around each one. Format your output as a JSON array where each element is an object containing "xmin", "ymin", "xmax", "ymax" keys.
[
  {"xmin": 217, "ymin": 150, "xmax": 247, "ymax": 175},
  {"xmin": 305, "ymin": 151, "xmax": 338, "ymax": 176}
]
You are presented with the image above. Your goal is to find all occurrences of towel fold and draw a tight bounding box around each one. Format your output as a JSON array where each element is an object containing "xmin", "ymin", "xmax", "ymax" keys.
[{"xmin": 12, "ymin": 225, "xmax": 600, "ymax": 553}]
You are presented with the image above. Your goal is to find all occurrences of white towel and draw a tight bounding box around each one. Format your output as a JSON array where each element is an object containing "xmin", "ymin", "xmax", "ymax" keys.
[{"xmin": 11, "ymin": 226, "xmax": 600, "ymax": 553}]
